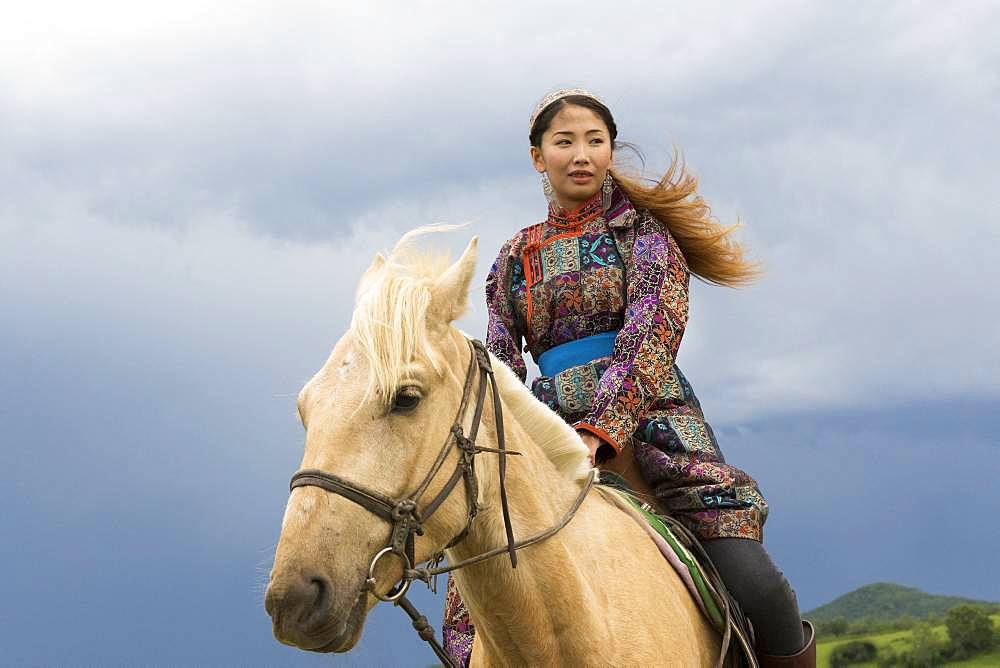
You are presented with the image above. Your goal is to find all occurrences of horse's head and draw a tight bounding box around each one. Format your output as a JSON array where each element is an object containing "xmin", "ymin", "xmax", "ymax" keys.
[{"xmin": 265, "ymin": 230, "xmax": 484, "ymax": 652}]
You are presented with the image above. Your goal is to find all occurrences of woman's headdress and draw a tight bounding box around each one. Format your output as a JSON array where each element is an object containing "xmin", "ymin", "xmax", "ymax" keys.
[{"xmin": 529, "ymin": 87, "xmax": 606, "ymax": 133}]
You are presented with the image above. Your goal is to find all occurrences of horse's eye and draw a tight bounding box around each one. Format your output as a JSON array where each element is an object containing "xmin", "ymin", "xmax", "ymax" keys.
[{"xmin": 392, "ymin": 388, "xmax": 422, "ymax": 413}]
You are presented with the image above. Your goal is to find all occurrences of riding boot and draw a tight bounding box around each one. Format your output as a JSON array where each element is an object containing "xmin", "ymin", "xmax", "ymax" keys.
[{"xmin": 757, "ymin": 621, "xmax": 816, "ymax": 668}]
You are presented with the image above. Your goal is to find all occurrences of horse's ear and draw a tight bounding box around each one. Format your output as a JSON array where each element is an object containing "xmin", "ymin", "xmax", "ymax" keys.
[
  {"xmin": 356, "ymin": 251, "xmax": 386, "ymax": 300},
  {"xmin": 430, "ymin": 237, "xmax": 478, "ymax": 325}
]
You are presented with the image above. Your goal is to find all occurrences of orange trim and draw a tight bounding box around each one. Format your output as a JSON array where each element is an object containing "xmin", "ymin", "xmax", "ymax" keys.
[
  {"xmin": 547, "ymin": 209, "xmax": 602, "ymax": 229},
  {"xmin": 521, "ymin": 228, "xmax": 585, "ymax": 348},
  {"xmin": 574, "ymin": 422, "xmax": 621, "ymax": 453},
  {"xmin": 563, "ymin": 197, "xmax": 594, "ymax": 217},
  {"xmin": 520, "ymin": 225, "xmax": 546, "ymax": 345},
  {"xmin": 523, "ymin": 252, "xmax": 534, "ymax": 340},
  {"xmin": 522, "ymin": 228, "xmax": 582, "ymax": 257}
]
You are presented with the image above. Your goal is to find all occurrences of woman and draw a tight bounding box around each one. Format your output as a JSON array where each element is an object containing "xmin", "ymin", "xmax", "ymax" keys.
[{"xmin": 443, "ymin": 88, "xmax": 815, "ymax": 667}]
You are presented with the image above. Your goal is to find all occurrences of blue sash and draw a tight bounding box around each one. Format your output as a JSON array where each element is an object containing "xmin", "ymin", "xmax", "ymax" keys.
[{"xmin": 537, "ymin": 331, "xmax": 619, "ymax": 378}]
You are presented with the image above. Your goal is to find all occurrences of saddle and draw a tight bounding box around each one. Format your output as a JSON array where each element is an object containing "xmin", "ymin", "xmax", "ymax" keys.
[{"xmin": 597, "ymin": 463, "xmax": 759, "ymax": 668}]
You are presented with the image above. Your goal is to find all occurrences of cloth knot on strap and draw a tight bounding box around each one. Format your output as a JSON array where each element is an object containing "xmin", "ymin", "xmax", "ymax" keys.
[
  {"xmin": 411, "ymin": 613, "xmax": 436, "ymax": 642},
  {"xmin": 392, "ymin": 499, "xmax": 419, "ymax": 521},
  {"xmin": 405, "ymin": 567, "xmax": 433, "ymax": 586},
  {"xmin": 472, "ymin": 344, "xmax": 492, "ymax": 372},
  {"xmin": 451, "ymin": 425, "xmax": 476, "ymax": 452}
]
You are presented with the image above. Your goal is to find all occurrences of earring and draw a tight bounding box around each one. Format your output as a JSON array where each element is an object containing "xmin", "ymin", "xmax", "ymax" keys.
[
  {"xmin": 601, "ymin": 173, "xmax": 614, "ymax": 210},
  {"xmin": 541, "ymin": 172, "xmax": 556, "ymax": 204}
]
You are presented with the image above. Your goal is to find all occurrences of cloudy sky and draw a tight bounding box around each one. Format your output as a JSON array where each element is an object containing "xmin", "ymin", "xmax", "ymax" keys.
[{"xmin": 2, "ymin": 1, "xmax": 998, "ymax": 665}]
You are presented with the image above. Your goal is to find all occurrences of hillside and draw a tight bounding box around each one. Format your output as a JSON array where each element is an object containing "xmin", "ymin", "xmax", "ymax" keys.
[{"xmin": 806, "ymin": 582, "xmax": 996, "ymax": 622}]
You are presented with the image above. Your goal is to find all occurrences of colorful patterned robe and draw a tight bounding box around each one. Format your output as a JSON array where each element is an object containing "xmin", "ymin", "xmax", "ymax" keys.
[{"xmin": 442, "ymin": 183, "xmax": 768, "ymax": 665}]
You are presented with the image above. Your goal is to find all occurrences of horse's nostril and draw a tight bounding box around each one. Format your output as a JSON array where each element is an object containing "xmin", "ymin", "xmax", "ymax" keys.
[
  {"xmin": 309, "ymin": 577, "xmax": 330, "ymax": 617},
  {"xmin": 296, "ymin": 574, "xmax": 335, "ymax": 628},
  {"xmin": 266, "ymin": 573, "xmax": 334, "ymax": 631}
]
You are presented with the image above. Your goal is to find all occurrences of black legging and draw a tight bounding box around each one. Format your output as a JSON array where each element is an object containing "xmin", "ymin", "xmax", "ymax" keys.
[{"xmin": 702, "ymin": 538, "xmax": 805, "ymax": 656}]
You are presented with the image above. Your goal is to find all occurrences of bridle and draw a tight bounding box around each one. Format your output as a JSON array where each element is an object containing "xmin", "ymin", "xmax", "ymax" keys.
[{"xmin": 286, "ymin": 338, "xmax": 596, "ymax": 666}]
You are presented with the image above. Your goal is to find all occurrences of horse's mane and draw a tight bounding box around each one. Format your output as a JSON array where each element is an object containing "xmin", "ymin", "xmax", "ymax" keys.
[
  {"xmin": 351, "ymin": 226, "xmax": 454, "ymax": 408},
  {"xmin": 350, "ymin": 226, "xmax": 592, "ymax": 486},
  {"xmin": 487, "ymin": 352, "xmax": 593, "ymax": 485}
]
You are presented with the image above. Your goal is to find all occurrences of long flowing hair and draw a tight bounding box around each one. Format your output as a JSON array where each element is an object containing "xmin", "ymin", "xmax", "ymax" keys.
[
  {"xmin": 530, "ymin": 96, "xmax": 759, "ymax": 287},
  {"xmin": 611, "ymin": 157, "xmax": 759, "ymax": 286}
]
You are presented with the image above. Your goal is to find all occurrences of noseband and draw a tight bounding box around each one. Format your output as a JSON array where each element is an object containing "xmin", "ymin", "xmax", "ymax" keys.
[{"xmin": 286, "ymin": 338, "xmax": 595, "ymax": 666}]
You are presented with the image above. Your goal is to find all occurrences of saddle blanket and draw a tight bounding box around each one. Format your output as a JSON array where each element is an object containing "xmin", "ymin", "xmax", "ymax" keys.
[{"xmin": 597, "ymin": 473, "xmax": 758, "ymax": 667}]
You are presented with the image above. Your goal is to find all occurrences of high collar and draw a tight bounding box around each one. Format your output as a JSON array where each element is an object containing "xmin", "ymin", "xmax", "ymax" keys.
[
  {"xmin": 545, "ymin": 179, "xmax": 630, "ymax": 229},
  {"xmin": 547, "ymin": 188, "xmax": 605, "ymax": 229}
]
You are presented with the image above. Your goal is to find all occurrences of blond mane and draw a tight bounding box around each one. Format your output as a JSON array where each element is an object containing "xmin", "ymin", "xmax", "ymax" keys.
[
  {"xmin": 350, "ymin": 227, "xmax": 454, "ymax": 407},
  {"xmin": 350, "ymin": 226, "xmax": 592, "ymax": 485},
  {"xmin": 486, "ymin": 350, "xmax": 593, "ymax": 485}
]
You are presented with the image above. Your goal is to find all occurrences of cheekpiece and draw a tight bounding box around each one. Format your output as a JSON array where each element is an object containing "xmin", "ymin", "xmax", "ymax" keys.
[{"xmin": 529, "ymin": 87, "xmax": 606, "ymax": 133}]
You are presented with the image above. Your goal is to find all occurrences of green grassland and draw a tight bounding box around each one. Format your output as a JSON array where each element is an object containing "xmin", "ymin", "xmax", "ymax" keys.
[{"xmin": 817, "ymin": 613, "xmax": 1000, "ymax": 667}]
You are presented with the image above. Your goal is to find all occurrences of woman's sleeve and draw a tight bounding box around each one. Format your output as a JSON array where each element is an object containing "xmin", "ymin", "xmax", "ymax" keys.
[
  {"xmin": 485, "ymin": 240, "xmax": 528, "ymax": 383},
  {"xmin": 574, "ymin": 214, "xmax": 689, "ymax": 453}
]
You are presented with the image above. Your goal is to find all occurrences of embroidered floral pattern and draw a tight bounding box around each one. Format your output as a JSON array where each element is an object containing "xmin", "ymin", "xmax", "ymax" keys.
[
  {"xmin": 442, "ymin": 580, "xmax": 475, "ymax": 666},
  {"xmin": 554, "ymin": 361, "xmax": 602, "ymax": 414}
]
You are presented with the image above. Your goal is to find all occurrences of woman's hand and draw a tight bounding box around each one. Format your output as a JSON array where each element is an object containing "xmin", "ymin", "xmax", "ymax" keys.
[{"xmin": 578, "ymin": 431, "xmax": 614, "ymax": 466}]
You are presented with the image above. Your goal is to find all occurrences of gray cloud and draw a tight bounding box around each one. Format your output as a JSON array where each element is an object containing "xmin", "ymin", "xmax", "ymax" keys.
[
  {"xmin": 4, "ymin": 2, "xmax": 998, "ymax": 418},
  {"xmin": 6, "ymin": 2, "xmax": 994, "ymax": 238}
]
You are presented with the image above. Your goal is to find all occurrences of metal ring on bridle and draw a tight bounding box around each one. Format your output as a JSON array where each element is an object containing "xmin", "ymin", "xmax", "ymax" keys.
[{"xmin": 366, "ymin": 546, "xmax": 412, "ymax": 602}]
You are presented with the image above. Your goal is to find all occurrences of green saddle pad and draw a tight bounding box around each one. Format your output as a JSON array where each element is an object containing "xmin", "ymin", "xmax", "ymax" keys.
[{"xmin": 598, "ymin": 471, "xmax": 758, "ymax": 667}]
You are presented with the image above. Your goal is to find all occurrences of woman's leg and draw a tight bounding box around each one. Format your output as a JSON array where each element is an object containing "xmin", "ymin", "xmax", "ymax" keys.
[
  {"xmin": 702, "ymin": 537, "xmax": 807, "ymax": 656},
  {"xmin": 628, "ymin": 424, "xmax": 813, "ymax": 662}
]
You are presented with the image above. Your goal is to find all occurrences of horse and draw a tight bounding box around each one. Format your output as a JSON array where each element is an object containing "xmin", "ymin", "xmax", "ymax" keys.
[{"xmin": 265, "ymin": 228, "xmax": 721, "ymax": 666}]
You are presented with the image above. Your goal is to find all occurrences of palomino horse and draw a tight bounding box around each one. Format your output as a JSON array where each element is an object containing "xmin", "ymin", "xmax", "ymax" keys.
[{"xmin": 265, "ymin": 229, "xmax": 720, "ymax": 666}]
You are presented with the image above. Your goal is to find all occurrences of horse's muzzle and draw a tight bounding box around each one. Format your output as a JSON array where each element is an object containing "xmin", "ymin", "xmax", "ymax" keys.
[
  {"xmin": 265, "ymin": 572, "xmax": 337, "ymax": 648},
  {"xmin": 265, "ymin": 571, "xmax": 368, "ymax": 652}
]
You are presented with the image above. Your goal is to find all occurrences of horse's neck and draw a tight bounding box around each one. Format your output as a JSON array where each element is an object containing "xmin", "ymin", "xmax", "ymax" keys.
[
  {"xmin": 442, "ymin": 356, "xmax": 718, "ymax": 666},
  {"xmin": 446, "ymin": 410, "xmax": 614, "ymax": 665}
]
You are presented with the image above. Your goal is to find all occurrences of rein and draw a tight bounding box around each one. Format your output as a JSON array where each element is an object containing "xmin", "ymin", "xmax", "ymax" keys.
[{"xmin": 287, "ymin": 338, "xmax": 595, "ymax": 667}]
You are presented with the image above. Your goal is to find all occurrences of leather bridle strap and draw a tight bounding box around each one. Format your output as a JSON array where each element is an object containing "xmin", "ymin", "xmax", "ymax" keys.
[
  {"xmin": 485, "ymin": 348, "xmax": 517, "ymax": 567},
  {"xmin": 288, "ymin": 470, "xmax": 401, "ymax": 525}
]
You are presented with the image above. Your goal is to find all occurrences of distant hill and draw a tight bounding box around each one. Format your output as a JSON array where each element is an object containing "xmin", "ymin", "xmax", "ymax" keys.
[{"xmin": 805, "ymin": 582, "xmax": 997, "ymax": 622}]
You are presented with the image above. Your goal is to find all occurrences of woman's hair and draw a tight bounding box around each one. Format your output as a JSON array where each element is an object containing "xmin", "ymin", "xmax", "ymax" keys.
[{"xmin": 529, "ymin": 95, "xmax": 759, "ymax": 287}]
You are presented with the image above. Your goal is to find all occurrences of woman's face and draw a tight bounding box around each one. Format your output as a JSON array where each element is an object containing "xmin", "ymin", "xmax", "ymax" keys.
[{"xmin": 530, "ymin": 104, "xmax": 613, "ymax": 210}]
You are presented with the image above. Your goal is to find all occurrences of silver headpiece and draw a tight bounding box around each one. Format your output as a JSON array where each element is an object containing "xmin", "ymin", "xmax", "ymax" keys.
[{"xmin": 529, "ymin": 87, "xmax": 606, "ymax": 133}]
